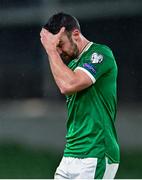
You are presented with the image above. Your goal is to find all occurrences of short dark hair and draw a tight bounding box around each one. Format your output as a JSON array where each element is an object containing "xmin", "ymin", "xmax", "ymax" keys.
[{"xmin": 43, "ymin": 12, "xmax": 81, "ymax": 34}]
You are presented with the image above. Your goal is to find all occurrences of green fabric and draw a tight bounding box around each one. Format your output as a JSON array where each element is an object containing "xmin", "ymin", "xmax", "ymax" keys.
[
  {"xmin": 64, "ymin": 42, "xmax": 120, "ymax": 163},
  {"xmin": 94, "ymin": 158, "xmax": 106, "ymax": 179}
]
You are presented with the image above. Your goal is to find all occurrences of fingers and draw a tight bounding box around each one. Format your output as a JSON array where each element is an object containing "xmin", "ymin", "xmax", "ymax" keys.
[
  {"xmin": 40, "ymin": 27, "xmax": 65, "ymax": 43},
  {"xmin": 40, "ymin": 29, "xmax": 45, "ymax": 42},
  {"xmin": 40, "ymin": 29, "xmax": 50, "ymax": 44},
  {"xmin": 40, "ymin": 27, "xmax": 65, "ymax": 36},
  {"xmin": 40, "ymin": 28, "xmax": 48, "ymax": 37}
]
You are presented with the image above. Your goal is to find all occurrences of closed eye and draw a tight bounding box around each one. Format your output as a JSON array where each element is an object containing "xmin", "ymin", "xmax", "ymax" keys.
[{"xmin": 57, "ymin": 41, "xmax": 64, "ymax": 48}]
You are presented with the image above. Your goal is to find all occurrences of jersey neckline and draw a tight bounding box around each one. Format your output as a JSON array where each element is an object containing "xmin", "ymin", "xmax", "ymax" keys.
[{"xmin": 75, "ymin": 41, "xmax": 93, "ymax": 62}]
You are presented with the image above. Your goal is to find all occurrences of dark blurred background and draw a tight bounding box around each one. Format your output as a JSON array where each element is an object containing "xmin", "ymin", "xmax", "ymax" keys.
[{"xmin": 0, "ymin": 0, "xmax": 142, "ymax": 178}]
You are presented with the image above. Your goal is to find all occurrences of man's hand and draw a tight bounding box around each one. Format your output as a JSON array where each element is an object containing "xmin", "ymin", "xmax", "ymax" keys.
[
  {"xmin": 40, "ymin": 27, "xmax": 65, "ymax": 54},
  {"xmin": 40, "ymin": 26, "xmax": 93, "ymax": 95}
]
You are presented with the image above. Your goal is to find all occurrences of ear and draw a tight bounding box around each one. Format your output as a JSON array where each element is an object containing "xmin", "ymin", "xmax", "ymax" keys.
[{"xmin": 72, "ymin": 29, "xmax": 80, "ymax": 41}]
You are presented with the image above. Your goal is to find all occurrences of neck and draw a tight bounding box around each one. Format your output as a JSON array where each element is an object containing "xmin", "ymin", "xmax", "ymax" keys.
[{"xmin": 78, "ymin": 36, "xmax": 90, "ymax": 55}]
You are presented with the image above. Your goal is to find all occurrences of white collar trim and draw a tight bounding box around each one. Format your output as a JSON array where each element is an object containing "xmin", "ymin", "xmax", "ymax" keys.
[{"xmin": 76, "ymin": 41, "xmax": 93, "ymax": 61}]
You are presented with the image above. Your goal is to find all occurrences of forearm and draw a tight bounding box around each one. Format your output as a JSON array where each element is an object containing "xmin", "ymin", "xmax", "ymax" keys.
[
  {"xmin": 40, "ymin": 28, "xmax": 92, "ymax": 94},
  {"xmin": 48, "ymin": 50, "xmax": 76, "ymax": 94}
]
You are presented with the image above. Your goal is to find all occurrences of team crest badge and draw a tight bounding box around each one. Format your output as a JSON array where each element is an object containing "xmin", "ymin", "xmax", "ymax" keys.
[{"xmin": 91, "ymin": 53, "xmax": 103, "ymax": 63}]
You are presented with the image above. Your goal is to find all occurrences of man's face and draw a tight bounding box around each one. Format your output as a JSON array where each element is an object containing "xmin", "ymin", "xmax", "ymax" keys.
[{"xmin": 56, "ymin": 32, "xmax": 79, "ymax": 64}]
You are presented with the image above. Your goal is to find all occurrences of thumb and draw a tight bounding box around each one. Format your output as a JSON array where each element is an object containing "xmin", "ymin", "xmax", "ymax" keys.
[{"xmin": 57, "ymin": 27, "xmax": 65, "ymax": 37}]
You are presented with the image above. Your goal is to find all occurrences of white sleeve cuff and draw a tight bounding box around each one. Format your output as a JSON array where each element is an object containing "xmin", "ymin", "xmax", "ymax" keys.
[{"xmin": 74, "ymin": 67, "xmax": 96, "ymax": 84}]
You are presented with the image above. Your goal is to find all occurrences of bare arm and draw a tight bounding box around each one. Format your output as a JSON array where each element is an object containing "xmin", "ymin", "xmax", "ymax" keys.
[{"xmin": 40, "ymin": 28, "xmax": 93, "ymax": 95}]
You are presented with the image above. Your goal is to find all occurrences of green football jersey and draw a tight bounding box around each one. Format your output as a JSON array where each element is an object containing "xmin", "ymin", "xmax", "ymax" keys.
[{"xmin": 64, "ymin": 42, "xmax": 120, "ymax": 163}]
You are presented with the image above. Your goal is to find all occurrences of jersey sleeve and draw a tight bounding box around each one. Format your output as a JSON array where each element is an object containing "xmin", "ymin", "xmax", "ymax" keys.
[{"xmin": 74, "ymin": 50, "xmax": 114, "ymax": 84}]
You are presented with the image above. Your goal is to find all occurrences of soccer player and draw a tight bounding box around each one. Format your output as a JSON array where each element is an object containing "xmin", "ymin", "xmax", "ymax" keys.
[{"xmin": 40, "ymin": 12, "xmax": 120, "ymax": 179}]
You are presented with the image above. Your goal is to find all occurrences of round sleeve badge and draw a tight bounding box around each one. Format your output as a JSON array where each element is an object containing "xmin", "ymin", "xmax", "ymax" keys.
[{"xmin": 91, "ymin": 53, "xmax": 103, "ymax": 63}]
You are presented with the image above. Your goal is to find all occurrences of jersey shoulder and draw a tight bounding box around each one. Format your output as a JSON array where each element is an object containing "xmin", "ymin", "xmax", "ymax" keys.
[
  {"xmin": 90, "ymin": 43, "xmax": 114, "ymax": 58},
  {"xmin": 80, "ymin": 42, "xmax": 116, "ymax": 65},
  {"xmin": 90, "ymin": 43, "xmax": 117, "ymax": 68}
]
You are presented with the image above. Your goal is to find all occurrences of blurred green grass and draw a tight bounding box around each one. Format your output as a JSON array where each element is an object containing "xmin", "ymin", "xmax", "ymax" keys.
[
  {"xmin": 0, "ymin": 143, "xmax": 141, "ymax": 179},
  {"xmin": 0, "ymin": 143, "xmax": 61, "ymax": 178},
  {"xmin": 116, "ymin": 149, "xmax": 142, "ymax": 179}
]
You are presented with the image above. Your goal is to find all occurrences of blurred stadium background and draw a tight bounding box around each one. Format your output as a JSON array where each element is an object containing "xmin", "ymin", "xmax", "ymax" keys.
[{"xmin": 0, "ymin": 0, "xmax": 142, "ymax": 178}]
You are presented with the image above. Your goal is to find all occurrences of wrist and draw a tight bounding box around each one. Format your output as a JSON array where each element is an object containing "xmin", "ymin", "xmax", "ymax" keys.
[
  {"xmin": 48, "ymin": 48, "xmax": 57, "ymax": 54},
  {"xmin": 48, "ymin": 49, "xmax": 61, "ymax": 61},
  {"xmin": 46, "ymin": 48, "xmax": 58, "ymax": 56}
]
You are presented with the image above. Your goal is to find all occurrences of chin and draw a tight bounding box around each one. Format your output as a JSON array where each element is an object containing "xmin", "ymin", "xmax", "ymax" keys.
[{"xmin": 63, "ymin": 58, "xmax": 72, "ymax": 65}]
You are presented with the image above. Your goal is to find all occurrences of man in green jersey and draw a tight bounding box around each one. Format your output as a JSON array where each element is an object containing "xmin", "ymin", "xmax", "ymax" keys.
[{"xmin": 40, "ymin": 12, "xmax": 120, "ymax": 179}]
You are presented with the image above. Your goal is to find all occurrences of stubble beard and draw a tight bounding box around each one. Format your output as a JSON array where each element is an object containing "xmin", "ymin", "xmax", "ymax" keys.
[{"xmin": 60, "ymin": 40, "xmax": 79, "ymax": 65}]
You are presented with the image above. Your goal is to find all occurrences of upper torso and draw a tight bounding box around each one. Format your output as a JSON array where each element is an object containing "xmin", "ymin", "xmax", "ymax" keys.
[{"xmin": 64, "ymin": 42, "xmax": 120, "ymax": 163}]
